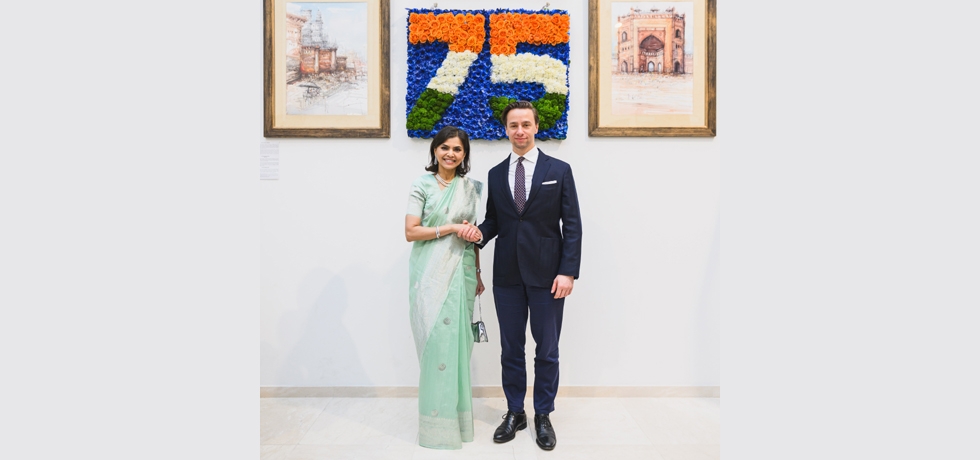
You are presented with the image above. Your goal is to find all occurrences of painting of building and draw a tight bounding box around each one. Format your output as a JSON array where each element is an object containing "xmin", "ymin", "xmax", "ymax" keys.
[
  {"xmin": 285, "ymin": 13, "xmax": 307, "ymax": 83},
  {"xmin": 616, "ymin": 6, "xmax": 686, "ymax": 74},
  {"xmin": 285, "ymin": 3, "xmax": 368, "ymax": 116},
  {"xmin": 299, "ymin": 10, "xmax": 338, "ymax": 74},
  {"xmin": 610, "ymin": 2, "xmax": 694, "ymax": 115}
]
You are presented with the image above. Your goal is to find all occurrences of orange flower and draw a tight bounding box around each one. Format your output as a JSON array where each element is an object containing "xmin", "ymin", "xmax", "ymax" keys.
[
  {"xmin": 409, "ymin": 11, "xmax": 485, "ymax": 54},
  {"xmin": 485, "ymin": 12, "xmax": 570, "ymax": 53},
  {"xmin": 485, "ymin": 12, "xmax": 570, "ymax": 54}
]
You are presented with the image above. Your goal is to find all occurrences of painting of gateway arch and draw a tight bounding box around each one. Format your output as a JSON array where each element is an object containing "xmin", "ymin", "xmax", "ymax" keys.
[{"xmin": 611, "ymin": 2, "xmax": 694, "ymax": 115}]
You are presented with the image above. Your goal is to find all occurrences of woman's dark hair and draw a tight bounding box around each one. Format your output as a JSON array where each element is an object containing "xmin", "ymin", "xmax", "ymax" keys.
[{"xmin": 426, "ymin": 126, "xmax": 471, "ymax": 176}]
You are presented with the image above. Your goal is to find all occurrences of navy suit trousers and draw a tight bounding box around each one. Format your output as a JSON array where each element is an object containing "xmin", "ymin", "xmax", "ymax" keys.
[{"xmin": 493, "ymin": 282, "xmax": 564, "ymax": 415}]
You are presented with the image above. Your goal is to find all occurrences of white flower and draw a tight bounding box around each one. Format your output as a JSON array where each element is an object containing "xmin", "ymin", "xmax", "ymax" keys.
[
  {"xmin": 427, "ymin": 51, "xmax": 479, "ymax": 96},
  {"xmin": 490, "ymin": 53, "xmax": 568, "ymax": 95}
]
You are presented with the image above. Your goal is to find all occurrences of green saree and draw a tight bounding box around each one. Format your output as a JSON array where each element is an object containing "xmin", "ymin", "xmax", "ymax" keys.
[{"xmin": 406, "ymin": 173, "xmax": 482, "ymax": 449}]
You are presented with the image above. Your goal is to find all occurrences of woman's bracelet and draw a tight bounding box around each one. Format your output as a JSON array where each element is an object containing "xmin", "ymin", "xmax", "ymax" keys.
[{"xmin": 435, "ymin": 225, "xmax": 441, "ymax": 239}]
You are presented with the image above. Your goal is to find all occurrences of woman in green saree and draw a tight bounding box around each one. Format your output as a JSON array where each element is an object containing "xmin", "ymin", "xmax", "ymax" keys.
[{"xmin": 404, "ymin": 126, "xmax": 485, "ymax": 449}]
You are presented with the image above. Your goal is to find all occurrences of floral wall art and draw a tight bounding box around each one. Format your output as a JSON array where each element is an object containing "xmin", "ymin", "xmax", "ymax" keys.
[{"xmin": 406, "ymin": 8, "xmax": 571, "ymax": 140}]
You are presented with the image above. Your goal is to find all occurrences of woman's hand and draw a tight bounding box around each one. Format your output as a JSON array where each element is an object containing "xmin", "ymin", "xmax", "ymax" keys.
[
  {"xmin": 457, "ymin": 220, "xmax": 482, "ymax": 242},
  {"xmin": 476, "ymin": 274, "xmax": 485, "ymax": 296}
]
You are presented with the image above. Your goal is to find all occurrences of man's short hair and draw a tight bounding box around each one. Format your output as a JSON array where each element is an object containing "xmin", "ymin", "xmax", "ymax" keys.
[{"xmin": 500, "ymin": 100, "xmax": 539, "ymax": 126}]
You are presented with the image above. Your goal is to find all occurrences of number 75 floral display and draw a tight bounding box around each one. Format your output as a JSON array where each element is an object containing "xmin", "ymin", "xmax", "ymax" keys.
[{"xmin": 406, "ymin": 9, "xmax": 570, "ymax": 140}]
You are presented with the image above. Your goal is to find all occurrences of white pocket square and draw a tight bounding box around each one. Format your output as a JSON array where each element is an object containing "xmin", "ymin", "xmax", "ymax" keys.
[{"xmin": 541, "ymin": 180, "xmax": 557, "ymax": 185}]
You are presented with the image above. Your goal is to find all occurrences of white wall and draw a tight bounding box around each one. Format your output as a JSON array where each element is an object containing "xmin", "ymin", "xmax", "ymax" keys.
[{"xmin": 261, "ymin": 0, "xmax": 719, "ymax": 387}]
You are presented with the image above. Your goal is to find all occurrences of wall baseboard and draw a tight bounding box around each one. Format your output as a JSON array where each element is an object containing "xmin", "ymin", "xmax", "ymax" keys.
[{"xmin": 260, "ymin": 386, "xmax": 719, "ymax": 398}]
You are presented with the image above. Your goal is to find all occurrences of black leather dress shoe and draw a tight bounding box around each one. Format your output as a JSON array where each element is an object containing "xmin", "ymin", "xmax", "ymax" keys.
[
  {"xmin": 493, "ymin": 410, "xmax": 527, "ymax": 443},
  {"xmin": 534, "ymin": 413, "xmax": 557, "ymax": 450}
]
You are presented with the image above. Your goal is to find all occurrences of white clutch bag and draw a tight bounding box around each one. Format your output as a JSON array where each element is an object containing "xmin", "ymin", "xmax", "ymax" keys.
[{"xmin": 472, "ymin": 294, "xmax": 488, "ymax": 343}]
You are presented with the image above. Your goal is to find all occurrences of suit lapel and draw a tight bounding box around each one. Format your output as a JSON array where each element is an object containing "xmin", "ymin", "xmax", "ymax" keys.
[
  {"xmin": 523, "ymin": 149, "xmax": 551, "ymax": 214},
  {"xmin": 495, "ymin": 156, "xmax": 519, "ymax": 215}
]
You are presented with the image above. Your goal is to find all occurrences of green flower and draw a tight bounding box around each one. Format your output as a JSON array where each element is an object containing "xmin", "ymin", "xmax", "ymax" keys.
[
  {"xmin": 534, "ymin": 93, "xmax": 566, "ymax": 130},
  {"xmin": 407, "ymin": 89, "xmax": 455, "ymax": 131},
  {"xmin": 490, "ymin": 93, "xmax": 566, "ymax": 131},
  {"xmin": 489, "ymin": 96, "xmax": 517, "ymax": 125}
]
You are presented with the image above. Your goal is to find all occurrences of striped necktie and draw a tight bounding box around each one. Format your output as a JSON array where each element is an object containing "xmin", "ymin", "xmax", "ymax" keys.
[{"xmin": 514, "ymin": 156, "xmax": 526, "ymax": 214}]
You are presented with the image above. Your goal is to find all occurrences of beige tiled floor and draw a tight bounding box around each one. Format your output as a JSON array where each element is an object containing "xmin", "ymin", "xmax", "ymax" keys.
[{"xmin": 260, "ymin": 396, "xmax": 719, "ymax": 460}]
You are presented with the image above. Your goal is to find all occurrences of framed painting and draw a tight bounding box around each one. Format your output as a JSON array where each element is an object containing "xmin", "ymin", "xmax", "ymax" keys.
[
  {"xmin": 264, "ymin": 0, "xmax": 390, "ymax": 137},
  {"xmin": 588, "ymin": 0, "xmax": 715, "ymax": 137}
]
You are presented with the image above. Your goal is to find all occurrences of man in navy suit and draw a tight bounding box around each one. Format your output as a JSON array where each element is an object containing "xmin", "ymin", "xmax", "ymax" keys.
[{"xmin": 458, "ymin": 101, "xmax": 582, "ymax": 451}]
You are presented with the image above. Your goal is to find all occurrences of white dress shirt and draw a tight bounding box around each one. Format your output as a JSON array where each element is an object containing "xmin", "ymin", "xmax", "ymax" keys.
[
  {"xmin": 508, "ymin": 148, "xmax": 538, "ymax": 202},
  {"xmin": 475, "ymin": 148, "xmax": 539, "ymax": 246}
]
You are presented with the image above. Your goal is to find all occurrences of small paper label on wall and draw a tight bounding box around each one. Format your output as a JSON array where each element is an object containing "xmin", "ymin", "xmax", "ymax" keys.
[{"xmin": 260, "ymin": 142, "xmax": 279, "ymax": 180}]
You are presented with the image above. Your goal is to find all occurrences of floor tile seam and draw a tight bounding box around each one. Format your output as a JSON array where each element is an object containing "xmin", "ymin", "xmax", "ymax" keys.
[
  {"xmin": 294, "ymin": 398, "xmax": 338, "ymax": 447},
  {"xmin": 297, "ymin": 425, "xmax": 413, "ymax": 449},
  {"xmin": 650, "ymin": 443, "xmax": 674, "ymax": 460},
  {"xmin": 624, "ymin": 398, "xmax": 709, "ymax": 431},
  {"xmin": 649, "ymin": 441, "xmax": 721, "ymax": 446},
  {"xmin": 616, "ymin": 396, "xmax": 659, "ymax": 447},
  {"xmin": 652, "ymin": 443, "xmax": 721, "ymax": 460},
  {"xmin": 266, "ymin": 443, "xmax": 296, "ymax": 460},
  {"xmin": 260, "ymin": 400, "xmax": 324, "ymax": 446},
  {"xmin": 293, "ymin": 444, "xmax": 419, "ymax": 453}
]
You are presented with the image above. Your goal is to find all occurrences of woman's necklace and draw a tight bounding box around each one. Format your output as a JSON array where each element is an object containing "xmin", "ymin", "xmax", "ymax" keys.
[{"xmin": 435, "ymin": 173, "xmax": 454, "ymax": 187}]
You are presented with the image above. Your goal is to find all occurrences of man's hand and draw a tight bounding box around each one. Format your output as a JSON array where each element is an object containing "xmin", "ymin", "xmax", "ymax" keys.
[
  {"xmin": 457, "ymin": 220, "xmax": 482, "ymax": 243},
  {"xmin": 551, "ymin": 275, "xmax": 574, "ymax": 299}
]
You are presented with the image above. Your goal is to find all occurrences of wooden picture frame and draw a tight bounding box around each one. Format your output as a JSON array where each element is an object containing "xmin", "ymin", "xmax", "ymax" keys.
[
  {"xmin": 588, "ymin": 0, "xmax": 715, "ymax": 137},
  {"xmin": 264, "ymin": 0, "xmax": 390, "ymax": 138}
]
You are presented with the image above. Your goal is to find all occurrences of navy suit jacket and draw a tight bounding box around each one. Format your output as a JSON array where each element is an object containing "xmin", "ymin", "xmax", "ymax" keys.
[{"xmin": 477, "ymin": 149, "xmax": 582, "ymax": 288}]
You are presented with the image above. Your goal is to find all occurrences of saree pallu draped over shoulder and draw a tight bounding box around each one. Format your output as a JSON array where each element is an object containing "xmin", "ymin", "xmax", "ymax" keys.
[{"xmin": 407, "ymin": 174, "xmax": 482, "ymax": 449}]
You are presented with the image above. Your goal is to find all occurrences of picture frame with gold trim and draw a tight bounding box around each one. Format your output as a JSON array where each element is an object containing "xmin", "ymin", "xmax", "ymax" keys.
[
  {"xmin": 588, "ymin": 0, "xmax": 715, "ymax": 137},
  {"xmin": 264, "ymin": 0, "xmax": 390, "ymax": 138}
]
